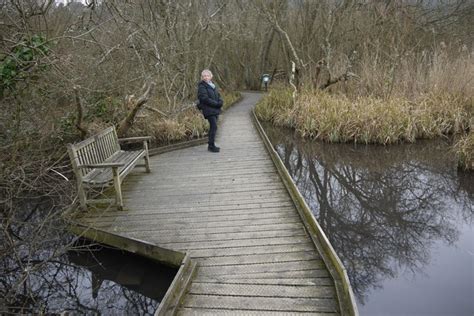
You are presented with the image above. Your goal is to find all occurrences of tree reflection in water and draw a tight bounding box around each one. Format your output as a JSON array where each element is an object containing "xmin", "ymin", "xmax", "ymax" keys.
[
  {"xmin": 264, "ymin": 124, "xmax": 473, "ymax": 305},
  {"xmin": 3, "ymin": 241, "xmax": 175, "ymax": 315}
]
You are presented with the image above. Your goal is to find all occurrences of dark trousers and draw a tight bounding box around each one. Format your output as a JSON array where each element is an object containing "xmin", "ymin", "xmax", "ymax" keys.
[{"xmin": 207, "ymin": 115, "xmax": 218, "ymax": 146}]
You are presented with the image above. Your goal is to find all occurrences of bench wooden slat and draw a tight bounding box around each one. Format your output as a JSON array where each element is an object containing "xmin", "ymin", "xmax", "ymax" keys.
[
  {"xmin": 83, "ymin": 143, "xmax": 92, "ymax": 165},
  {"xmin": 97, "ymin": 134, "xmax": 109, "ymax": 161},
  {"xmin": 73, "ymin": 136, "xmax": 96, "ymax": 151},
  {"xmin": 84, "ymin": 143, "xmax": 95, "ymax": 173},
  {"xmin": 67, "ymin": 126, "xmax": 151, "ymax": 210},
  {"xmin": 83, "ymin": 150, "xmax": 145, "ymax": 185},
  {"xmin": 77, "ymin": 149, "xmax": 89, "ymax": 176},
  {"xmin": 105, "ymin": 131, "xmax": 117, "ymax": 157},
  {"xmin": 111, "ymin": 127, "xmax": 120, "ymax": 152}
]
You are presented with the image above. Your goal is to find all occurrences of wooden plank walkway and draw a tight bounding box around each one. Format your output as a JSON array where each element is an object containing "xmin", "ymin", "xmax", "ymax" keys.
[{"xmin": 74, "ymin": 92, "xmax": 344, "ymax": 315}]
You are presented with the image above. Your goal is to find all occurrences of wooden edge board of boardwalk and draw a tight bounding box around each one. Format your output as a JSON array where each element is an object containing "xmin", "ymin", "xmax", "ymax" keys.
[{"xmin": 69, "ymin": 92, "xmax": 358, "ymax": 315}]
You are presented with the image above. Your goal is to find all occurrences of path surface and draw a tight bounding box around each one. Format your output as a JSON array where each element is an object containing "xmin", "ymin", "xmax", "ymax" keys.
[{"xmin": 78, "ymin": 92, "xmax": 341, "ymax": 315}]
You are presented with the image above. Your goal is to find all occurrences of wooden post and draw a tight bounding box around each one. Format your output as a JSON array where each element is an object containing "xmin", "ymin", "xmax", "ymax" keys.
[
  {"xmin": 112, "ymin": 167, "xmax": 123, "ymax": 211},
  {"xmin": 77, "ymin": 182, "xmax": 88, "ymax": 210},
  {"xmin": 143, "ymin": 140, "xmax": 151, "ymax": 173},
  {"xmin": 290, "ymin": 61, "xmax": 298, "ymax": 100},
  {"xmin": 67, "ymin": 144, "xmax": 88, "ymax": 210}
]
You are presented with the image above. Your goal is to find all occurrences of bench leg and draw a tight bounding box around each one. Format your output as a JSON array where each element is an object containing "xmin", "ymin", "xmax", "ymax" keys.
[
  {"xmin": 112, "ymin": 167, "xmax": 124, "ymax": 211},
  {"xmin": 77, "ymin": 182, "xmax": 88, "ymax": 210},
  {"xmin": 143, "ymin": 141, "xmax": 151, "ymax": 173}
]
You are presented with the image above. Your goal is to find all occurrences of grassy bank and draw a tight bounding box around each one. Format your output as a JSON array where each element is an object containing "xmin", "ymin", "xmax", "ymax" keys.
[
  {"xmin": 87, "ymin": 91, "xmax": 241, "ymax": 147},
  {"xmin": 455, "ymin": 132, "xmax": 474, "ymax": 170},
  {"xmin": 256, "ymin": 88, "xmax": 473, "ymax": 169},
  {"xmin": 256, "ymin": 88, "xmax": 471, "ymax": 144}
]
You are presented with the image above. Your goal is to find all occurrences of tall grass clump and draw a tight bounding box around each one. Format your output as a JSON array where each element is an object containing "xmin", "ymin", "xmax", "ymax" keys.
[
  {"xmin": 455, "ymin": 132, "xmax": 474, "ymax": 170},
  {"xmin": 255, "ymin": 87, "xmax": 294, "ymax": 126},
  {"xmin": 299, "ymin": 91, "xmax": 471, "ymax": 144},
  {"xmin": 222, "ymin": 91, "xmax": 242, "ymax": 111},
  {"xmin": 258, "ymin": 90, "xmax": 471, "ymax": 145}
]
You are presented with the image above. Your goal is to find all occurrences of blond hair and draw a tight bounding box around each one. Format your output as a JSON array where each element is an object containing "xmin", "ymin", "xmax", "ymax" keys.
[{"xmin": 201, "ymin": 69, "xmax": 213, "ymax": 78}]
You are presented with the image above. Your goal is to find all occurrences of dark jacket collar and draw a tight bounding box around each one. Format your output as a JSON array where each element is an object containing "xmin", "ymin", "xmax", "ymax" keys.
[{"xmin": 200, "ymin": 80, "xmax": 215, "ymax": 89}]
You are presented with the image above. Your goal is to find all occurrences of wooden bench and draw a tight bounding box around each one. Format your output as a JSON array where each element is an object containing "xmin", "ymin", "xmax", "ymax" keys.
[{"xmin": 67, "ymin": 126, "xmax": 151, "ymax": 210}]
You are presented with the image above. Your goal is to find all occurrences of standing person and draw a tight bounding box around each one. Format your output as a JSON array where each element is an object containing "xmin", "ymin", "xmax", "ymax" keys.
[{"xmin": 197, "ymin": 69, "xmax": 224, "ymax": 153}]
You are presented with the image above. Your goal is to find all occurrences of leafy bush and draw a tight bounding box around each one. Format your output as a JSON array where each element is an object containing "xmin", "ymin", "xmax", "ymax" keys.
[{"xmin": 0, "ymin": 35, "xmax": 50, "ymax": 96}]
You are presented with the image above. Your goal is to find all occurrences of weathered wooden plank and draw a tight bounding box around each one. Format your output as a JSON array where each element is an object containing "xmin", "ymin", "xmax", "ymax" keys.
[
  {"xmin": 177, "ymin": 308, "xmax": 339, "ymax": 315},
  {"xmin": 81, "ymin": 206, "xmax": 297, "ymax": 224},
  {"xmin": 155, "ymin": 254, "xmax": 196, "ymax": 316},
  {"xmin": 124, "ymin": 187, "xmax": 288, "ymax": 198},
  {"xmin": 154, "ymin": 152, "xmax": 270, "ymax": 162},
  {"xmin": 122, "ymin": 175, "xmax": 282, "ymax": 188},
  {"xmin": 145, "ymin": 223, "xmax": 306, "ymax": 240},
  {"xmin": 197, "ymin": 251, "xmax": 319, "ymax": 266},
  {"xmin": 115, "ymin": 197, "xmax": 293, "ymax": 212},
  {"xmin": 149, "ymin": 157, "xmax": 272, "ymax": 167},
  {"xmin": 181, "ymin": 295, "xmax": 339, "ymax": 313},
  {"xmin": 188, "ymin": 242, "xmax": 315, "ymax": 258},
  {"xmin": 88, "ymin": 217, "xmax": 304, "ymax": 234},
  {"xmin": 91, "ymin": 200, "xmax": 294, "ymax": 214},
  {"xmin": 163, "ymin": 236, "xmax": 312, "ymax": 251},
  {"xmin": 123, "ymin": 179, "xmax": 284, "ymax": 191},
  {"xmin": 121, "ymin": 184, "xmax": 286, "ymax": 198},
  {"xmin": 84, "ymin": 210, "xmax": 299, "ymax": 229},
  {"xmin": 135, "ymin": 228, "xmax": 309, "ymax": 245},
  {"xmin": 197, "ymin": 260, "xmax": 326, "ymax": 276},
  {"xmin": 113, "ymin": 197, "xmax": 291, "ymax": 212},
  {"xmin": 149, "ymin": 164, "xmax": 277, "ymax": 175},
  {"xmin": 82, "ymin": 205, "xmax": 296, "ymax": 222},
  {"xmin": 135, "ymin": 166, "xmax": 276, "ymax": 178},
  {"xmin": 188, "ymin": 283, "xmax": 336, "ymax": 298},
  {"xmin": 128, "ymin": 223, "xmax": 306, "ymax": 240},
  {"xmin": 140, "ymin": 223, "xmax": 308, "ymax": 242},
  {"xmin": 194, "ymin": 269, "xmax": 331, "ymax": 280},
  {"xmin": 194, "ymin": 278, "xmax": 335, "ymax": 287},
  {"xmin": 154, "ymin": 229, "xmax": 307, "ymax": 247}
]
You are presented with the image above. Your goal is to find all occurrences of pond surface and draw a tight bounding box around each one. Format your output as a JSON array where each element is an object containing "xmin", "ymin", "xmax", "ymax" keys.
[
  {"xmin": 4, "ymin": 240, "xmax": 176, "ymax": 315},
  {"xmin": 263, "ymin": 124, "xmax": 474, "ymax": 316}
]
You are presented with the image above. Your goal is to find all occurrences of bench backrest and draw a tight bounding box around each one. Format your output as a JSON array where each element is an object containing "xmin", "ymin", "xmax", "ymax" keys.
[{"xmin": 67, "ymin": 126, "xmax": 120, "ymax": 178}]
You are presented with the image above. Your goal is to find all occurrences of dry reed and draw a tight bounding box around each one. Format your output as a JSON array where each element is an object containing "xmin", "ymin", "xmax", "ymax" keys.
[
  {"xmin": 131, "ymin": 91, "xmax": 241, "ymax": 145},
  {"xmin": 256, "ymin": 89, "xmax": 471, "ymax": 145},
  {"xmin": 257, "ymin": 46, "xmax": 473, "ymax": 151},
  {"xmin": 455, "ymin": 132, "xmax": 474, "ymax": 170}
]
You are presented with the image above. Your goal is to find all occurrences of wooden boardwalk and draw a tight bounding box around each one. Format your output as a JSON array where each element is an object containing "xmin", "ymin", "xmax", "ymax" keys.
[{"xmin": 74, "ymin": 92, "xmax": 353, "ymax": 315}]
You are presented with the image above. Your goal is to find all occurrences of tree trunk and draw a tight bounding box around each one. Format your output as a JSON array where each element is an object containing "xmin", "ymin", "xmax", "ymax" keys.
[
  {"xmin": 117, "ymin": 81, "xmax": 155, "ymax": 137},
  {"xmin": 73, "ymin": 87, "xmax": 89, "ymax": 140}
]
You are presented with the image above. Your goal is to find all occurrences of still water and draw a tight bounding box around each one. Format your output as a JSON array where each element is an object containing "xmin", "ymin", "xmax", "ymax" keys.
[
  {"xmin": 5, "ymin": 240, "xmax": 176, "ymax": 315},
  {"xmin": 264, "ymin": 124, "xmax": 474, "ymax": 316}
]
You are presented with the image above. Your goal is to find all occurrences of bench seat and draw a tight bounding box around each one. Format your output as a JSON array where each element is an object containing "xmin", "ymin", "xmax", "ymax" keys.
[{"xmin": 83, "ymin": 150, "xmax": 146, "ymax": 186}]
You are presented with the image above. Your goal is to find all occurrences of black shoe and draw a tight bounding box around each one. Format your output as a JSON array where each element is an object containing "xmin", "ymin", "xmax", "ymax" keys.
[{"xmin": 208, "ymin": 145, "xmax": 220, "ymax": 153}]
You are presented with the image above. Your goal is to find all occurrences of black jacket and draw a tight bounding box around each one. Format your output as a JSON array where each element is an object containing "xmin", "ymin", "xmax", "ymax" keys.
[{"xmin": 197, "ymin": 81, "xmax": 223, "ymax": 118}]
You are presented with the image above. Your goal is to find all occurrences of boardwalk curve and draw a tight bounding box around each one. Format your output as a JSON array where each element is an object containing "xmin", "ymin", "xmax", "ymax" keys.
[{"xmin": 73, "ymin": 92, "xmax": 355, "ymax": 315}]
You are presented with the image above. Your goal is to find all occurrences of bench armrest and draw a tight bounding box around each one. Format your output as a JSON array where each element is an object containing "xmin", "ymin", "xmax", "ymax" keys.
[
  {"xmin": 79, "ymin": 163, "xmax": 125, "ymax": 168},
  {"xmin": 118, "ymin": 136, "xmax": 152, "ymax": 143}
]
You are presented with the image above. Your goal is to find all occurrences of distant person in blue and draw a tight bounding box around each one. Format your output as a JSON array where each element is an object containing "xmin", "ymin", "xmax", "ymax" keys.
[{"xmin": 197, "ymin": 69, "xmax": 224, "ymax": 153}]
